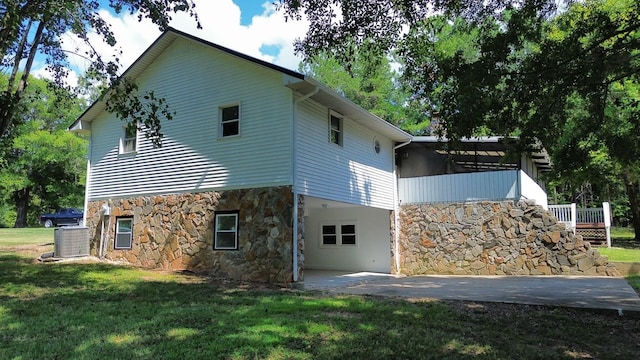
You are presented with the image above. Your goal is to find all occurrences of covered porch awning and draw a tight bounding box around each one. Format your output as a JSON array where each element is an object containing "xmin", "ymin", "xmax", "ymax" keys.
[{"xmin": 400, "ymin": 136, "xmax": 552, "ymax": 175}]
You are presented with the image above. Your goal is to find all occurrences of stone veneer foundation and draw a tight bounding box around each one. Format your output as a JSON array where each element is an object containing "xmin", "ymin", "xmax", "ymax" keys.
[
  {"xmin": 85, "ymin": 186, "xmax": 302, "ymax": 283},
  {"xmin": 397, "ymin": 200, "xmax": 619, "ymax": 276}
]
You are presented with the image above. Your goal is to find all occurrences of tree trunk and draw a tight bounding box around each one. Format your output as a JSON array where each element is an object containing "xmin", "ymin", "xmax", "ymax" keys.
[
  {"xmin": 1, "ymin": 19, "xmax": 44, "ymax": 138},
  {"xmin": 13, "ymin": 188, "xmax": 30, "ymax": 228},
  {"xmin": 623, "ymin": 174, "xmax": 640, "ymax": 241}
]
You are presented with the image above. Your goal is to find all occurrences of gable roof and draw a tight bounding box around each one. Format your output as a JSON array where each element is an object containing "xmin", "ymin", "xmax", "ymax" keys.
[{"xmin": 69, "ymin": 27, "xmax": 411, "ymax": 143}]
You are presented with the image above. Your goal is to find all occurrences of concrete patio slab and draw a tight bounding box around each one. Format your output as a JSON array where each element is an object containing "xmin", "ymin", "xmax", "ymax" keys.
[
  {"xmin": 303, "ymin": 271, "xmax": 640, "ymax": 313},
  {"xmin": 303, "ymin": 270, "xmax": 404, "ymax": 290}
]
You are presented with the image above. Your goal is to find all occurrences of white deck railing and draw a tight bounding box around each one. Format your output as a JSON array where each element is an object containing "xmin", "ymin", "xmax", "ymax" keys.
[
  {"xmin": 548, "ymin": 202, "xmax": 611, "ymax": 247},
  {"xmin": 549, "ymin": 203, "xmax": 576, "ymax": 232}
]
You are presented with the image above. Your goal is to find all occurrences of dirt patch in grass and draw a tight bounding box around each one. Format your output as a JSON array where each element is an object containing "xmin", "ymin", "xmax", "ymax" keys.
[{"xmin": 0, "ymin": 243, "xmax": 53, "ymax": 262}]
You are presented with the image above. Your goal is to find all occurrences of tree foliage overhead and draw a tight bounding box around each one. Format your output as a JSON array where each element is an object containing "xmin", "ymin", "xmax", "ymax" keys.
[
  {"xmin": 299, "ymin": 50, "xmax": 428, "ymax": 133},
  {"xmin": 278, "ymin": 0, "xmax": 639, "ymax": 144},
  {"xmin": 279, "ymin": 0, "xmax": 640, "ymax": 236},
  {"xmin": 0, "ymin": 0, "xmax": 200, "ymax": 145},
  {"xmin": 277, "ymin": 0, "xmax": 555, "ymax": 63}
]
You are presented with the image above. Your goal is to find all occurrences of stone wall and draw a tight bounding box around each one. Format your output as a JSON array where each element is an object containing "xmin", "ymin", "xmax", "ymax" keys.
[
  {"xmin": 398, "ymin": 200, "xmax": 619, "ymax": 276},
  {"xmin": 296, "ymin": 194, "xmax": 305, "ymax": 281},
  {"xmin": 85, "ymin": 186, "xmax": 297, "ymax": 283}
]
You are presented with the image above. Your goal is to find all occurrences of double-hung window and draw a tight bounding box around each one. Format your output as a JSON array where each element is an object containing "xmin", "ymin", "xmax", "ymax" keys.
[
  {"xmin": 214, "ymin": 211, "xmax": 239, "ymax": 250},
  {"xmin": 321, "ymin": 222, "xmax": 357, "ymax": 246},
  {"xmin": 120, "ymin": 125, "xmax": 137, "ymax": 153},
  {"xmin": 115, "ymin": 217, "xmax": 133, "ymax": 249},
  {"xmin": 329, "ymin": 110, "xmax": 343, "ymax": 146},
  {"xmin": 220, "ymin": 104, "xmax": 240, "ymax": 137}
]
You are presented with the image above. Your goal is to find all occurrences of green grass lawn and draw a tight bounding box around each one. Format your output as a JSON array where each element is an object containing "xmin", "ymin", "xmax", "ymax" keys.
[
  {"xmin": 1, "ymin": 228, "xmax": 639, "ymax": 358},
  {"xmin": 610, "ymin": 226, "xmax": 636, "ymax": 240},
  {"xmin": 595, "ymin": 227, "xmax": 640, "ymax": 263},
  {"xmin": 1, "ymin": 249, "xmax": 639, "ymax": 359},
  {"xmin": 628, "ymin": 275, "xmax": 640, "ymax": 293},
  {"xmin": 0, "ymin": 227, "xmax": 54, "ymax": 246},
  {"xmin": 598, "ymin": 247, "xmax": 640, "ymax": 262}
]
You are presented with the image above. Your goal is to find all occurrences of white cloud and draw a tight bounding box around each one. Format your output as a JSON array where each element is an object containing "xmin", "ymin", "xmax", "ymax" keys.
[
  {"xmin": 170, "ymin": 0, "xmax": 308, "ymax": 70},
  {"xmin": 54, "ymin": 0, "xmax": 308, "ymax": 86}
]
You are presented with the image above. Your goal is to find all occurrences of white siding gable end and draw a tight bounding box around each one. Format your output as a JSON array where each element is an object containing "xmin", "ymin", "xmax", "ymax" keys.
[{"xmin": 86, "ymin": 37, "xmax": 295, "ymax": 200}]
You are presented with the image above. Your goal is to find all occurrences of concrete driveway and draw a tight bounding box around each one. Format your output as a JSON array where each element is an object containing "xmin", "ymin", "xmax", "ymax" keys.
[{"xmin": 303, "ymin": 271, "xmax": 640, "ymax": 313}]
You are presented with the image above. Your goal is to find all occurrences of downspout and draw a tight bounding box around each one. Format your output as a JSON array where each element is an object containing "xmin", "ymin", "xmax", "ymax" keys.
[
  {"xmin": 516, "ymin": 168, "xmax": 522, "ymax": 201},
  {"xmin": 292, "ymin": 86, "xmax": 319, "ymax": 282},
  {"xmin": 82, "ymin": 137, "xmax": 92, "ymax": 226},
  {"xmin": 392, "ymin": 140, "xmax": 412, "ymax": 274}
]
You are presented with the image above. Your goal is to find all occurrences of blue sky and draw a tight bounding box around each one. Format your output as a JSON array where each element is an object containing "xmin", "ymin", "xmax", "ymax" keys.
[{"xmin": 235, "ymin": 0, "xmax": 269, "ymax": 26}]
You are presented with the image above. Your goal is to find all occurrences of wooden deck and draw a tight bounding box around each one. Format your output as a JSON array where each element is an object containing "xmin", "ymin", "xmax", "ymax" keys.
[{"xmin": 575, "ymin": 223, "xmax": 608, "ymax": 246}]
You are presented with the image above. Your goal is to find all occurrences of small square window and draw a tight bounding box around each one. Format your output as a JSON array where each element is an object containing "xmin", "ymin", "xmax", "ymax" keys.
[
  {"xmin": 214, "ymin": 211, "xmax": 239, "ymax": 250},
  {"xmin": 320, "ymin": 222, "xmax": 357, "ymax": 246},
  {"xmin": 220, "ymin": 105, "xmax": 240, "ymax": 137},
  {"xmin": 121, "ymin": 125, "xmax": 137, "ymax": 153},
  {"xmin": 115, "ymin": 217, "xmax": 133, "ymax": 249},
  {"xmin": 329, "ymin": 111, "xmax": 343, "ymax": 146}
]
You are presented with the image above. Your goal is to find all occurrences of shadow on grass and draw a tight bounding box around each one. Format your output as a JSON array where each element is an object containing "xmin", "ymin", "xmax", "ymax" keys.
[
  {"xmin": 612, "ymin": 238, "xmax": 640, "ymax": 249},
  {"xmin": 1, "ymin": 254, "xmax": 639, "ymax": 360}
]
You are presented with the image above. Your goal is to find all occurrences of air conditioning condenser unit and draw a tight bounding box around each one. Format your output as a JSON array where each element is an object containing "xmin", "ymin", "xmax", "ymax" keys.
[{"xmin": 54, "ymin": 227, "xmax": 90, "ymax": 258}]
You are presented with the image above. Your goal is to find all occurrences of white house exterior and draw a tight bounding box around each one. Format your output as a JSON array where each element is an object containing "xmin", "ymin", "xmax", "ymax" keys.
[
  {"xmin": 70, "ymin": 28, "xmax": 615, "ymax": 281},
  {"xmin": 70, "ymin": 28, "xmax": 411, "ymax": 282}
]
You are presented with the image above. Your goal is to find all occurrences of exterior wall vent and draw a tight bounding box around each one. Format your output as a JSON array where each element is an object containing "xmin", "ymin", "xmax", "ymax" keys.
[{"xmin": 54, "ymin": 227, "xmax": 90, "ymax": 258}]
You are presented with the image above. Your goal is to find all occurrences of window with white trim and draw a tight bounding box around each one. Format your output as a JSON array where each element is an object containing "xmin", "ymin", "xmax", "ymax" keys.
[
  {"xmin": 214, "ymin": 211, "xmax": 239, "ymax": 250},
  {"xmin": 220, "ymin": 104, "xmax": 240, "ymax": 137},
  {"xmin": 115, "ymin": 217, "xmax": 133, "ymax": 249},
  {"xmin": 329, "ymin": 110, "xmax": 343, "ymax": 146},
  {"xmin": 120, "ymin": 125, "xmax": 137, "ymax": 153},
  {"xmin": 321, "ymin": 222, "xmax": 357, "ymax": 246}
]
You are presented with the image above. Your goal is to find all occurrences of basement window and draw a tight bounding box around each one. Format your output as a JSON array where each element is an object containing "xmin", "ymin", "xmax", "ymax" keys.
[
  {"xmin": 115, "ymin": 217, "xmax": 133, "ymax": 249},
  {"xmin": 214, "ymin": 211, "xmax": 239, "ymax": 250}
]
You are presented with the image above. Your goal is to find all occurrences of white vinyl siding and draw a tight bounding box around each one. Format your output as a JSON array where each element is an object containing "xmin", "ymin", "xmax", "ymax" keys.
[
  {"xmin": 295, "ymin": 99, "xmax": 396, "ymax": 209},
  {"xmin": 398, "ymin": 169, "xmax": 547, "ymax": 207},
  {"xmin": 87, "ymin": 38, "xmax": 293, "ymax": 200}
]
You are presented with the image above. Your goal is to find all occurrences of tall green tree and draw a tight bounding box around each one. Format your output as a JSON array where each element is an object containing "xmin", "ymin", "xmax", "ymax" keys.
[
  {"xmin": 299, "ymin": 50, "xmax": 428, "ymax": 133},
  {"xmin": 550, "ymin": 80, "xmax": 640, "ymax": 231},
  {"xmin": 0, "ymin": 0, "xmax": 200, "ymax": 145},
  {"xmin": 0, "ymin": 75, "xmax": 86, "ymax": 228}
]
